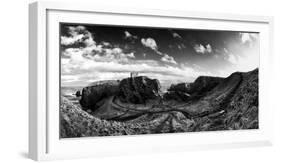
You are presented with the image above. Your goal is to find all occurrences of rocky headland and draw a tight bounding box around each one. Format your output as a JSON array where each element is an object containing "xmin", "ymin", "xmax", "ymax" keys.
[{"xmin": 60, "ymin": 68, "xmax": 259, "ymax": 138}]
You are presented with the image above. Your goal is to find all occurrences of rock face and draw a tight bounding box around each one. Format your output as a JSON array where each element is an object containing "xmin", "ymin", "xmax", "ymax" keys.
[
  {"xmin": 79, "ymin": 80, "xmax": 120, "ymax": 111},
  {"xmin": 189, "ymin": 76, "xmax": 224, "ymax": 95},
  {"xmin": 191, "ymin": 68, "xmax": 259, "ymax": 131},
  {"xmin": 163, "ymin": 91, "xmax": 191, "ymax": 101},
  {"xmin": 75, "ymin": 90, "xmax": 81, "ymax": 97},
  {"xmin": 119, "ymin": 76, "xmax": 161, "ymax": 104},
  {"xmin": 60, "ymin": 96, "xmax": 130, "ymax": 138},
  {"xmin": 60, "ymin": 68, "xmax": 259, "ymax": 138},
  {"xmin": 168, "ymin": 82, "xmax": 191, "ymax": 93},
  {"xmin": 224, "ymin": 68, "xmax": 259, "ymax": 129},
  {"xmin": 165, "ymin": 76, "xmax": 224, "ymax": 101},
  {"xmin": 60, "ymin": 96, "xmax": 195, "ymax": 138}
]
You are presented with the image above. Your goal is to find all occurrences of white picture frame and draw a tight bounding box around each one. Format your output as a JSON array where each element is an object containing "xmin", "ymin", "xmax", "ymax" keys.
[{"xmin": 29, "ymin": 1, "xmax": 274, "ymax": 161}]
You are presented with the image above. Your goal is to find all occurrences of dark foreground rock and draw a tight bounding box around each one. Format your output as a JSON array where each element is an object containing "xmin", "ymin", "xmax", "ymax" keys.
[
  {"xmin": 60, "ymin": 96, "xmax": 195, "ymax": 138},
  {"xmin": 119, "ymin": 76, "xmax": 161, "ymax": 104},
  {"xmin": 79, "ymin": 80, "xmax": 120, "ymax": 111}
]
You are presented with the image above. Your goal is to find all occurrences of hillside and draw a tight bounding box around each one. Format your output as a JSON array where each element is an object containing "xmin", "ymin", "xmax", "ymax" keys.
[{"xmin": 60, "ymin": 68, "xmax": 259, "ymax": 138}]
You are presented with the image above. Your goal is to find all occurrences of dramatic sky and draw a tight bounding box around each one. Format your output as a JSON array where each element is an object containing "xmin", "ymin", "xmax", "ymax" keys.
[{"xmin": 60, "ymin": 23, "xmax": 259, "ymax": 87}]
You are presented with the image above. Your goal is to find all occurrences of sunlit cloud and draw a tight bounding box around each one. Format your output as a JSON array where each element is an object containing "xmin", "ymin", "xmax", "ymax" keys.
[
  {"xmin": 61, "ymin": 25, "xmax": 95, "ymax": 46},
  {"xmin": 193, "ymin": 44, "xmax": 212, "ymax": 54},
  {"xmin": 240, "ymin": 33, "xmax": 259, "ymax": 44},
  {"xmin": 141, "ymin": 38, "xmax": 158, "ymax": 51},
  {"xmin": 172, "ymin": 32, "xmax": 182, "ymax": 39},
  {"xmin": 161, "ymin": 54, "xmax": 177, "ymax": 64},
  {"xmin": 60, "ymin": 24, "xmax": 259, "ymax": 87},
  {"xmin": 124, "ymin": 31, "xmax": 138, "ymax": 39}
]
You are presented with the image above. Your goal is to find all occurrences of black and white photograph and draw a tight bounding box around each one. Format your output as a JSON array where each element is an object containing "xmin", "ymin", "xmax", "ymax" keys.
[{"xmin": 59, "ymin": 23, "xmax": 259, "ymax": 138}]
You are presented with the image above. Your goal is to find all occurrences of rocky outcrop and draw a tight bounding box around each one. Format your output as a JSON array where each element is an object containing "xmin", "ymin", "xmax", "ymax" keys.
[
  {"xmin": 168, "ymin": 82, "xmax": 191, "ymax": 93},
  {"xmin": 75, "ymin": 90, "xmax": 81, "ymax": 97},
  {"xmin": 60, "ymin": 68, "xmax": 259, "ymax": 138},
  {"xmin": 189, "ymin": 76, "xmax": 224, "ymax": 95},
  {"xmin": 165, "ymin": 76, "xmax": 224, "ymax": 101},
  {"xmin": 61, "ymin": 96, "xmax": 131, "ymax": 138},
  {"xmin": 119, "ymin": 76, "xmax": 161, "ymax": 104},
  {"xmin": 191, "ymin": 68, "xmax": 259, "ymax": 131},
  {"xmin": 163, "ymin": 91, "xmax": 190, "ymax": 101},
  {"xmin": 79, "ymin": 80, "xmax": 120, "ymax": 111},
  {"xmin": 223, "ymin": 68, "xmax": 259, "ymax": 129}
]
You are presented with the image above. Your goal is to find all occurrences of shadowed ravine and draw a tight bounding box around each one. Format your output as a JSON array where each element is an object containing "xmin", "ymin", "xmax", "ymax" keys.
[{"xmin": 60, "ymin": 68, "xmax": 258, "ymax": 138}]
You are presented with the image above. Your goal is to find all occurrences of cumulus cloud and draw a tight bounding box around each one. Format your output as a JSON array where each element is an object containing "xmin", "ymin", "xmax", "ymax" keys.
[
  {"xmin": 177, "ymin": 44, "xmax": 186, "ymax": 50},
  {"xmin": 61, "ymin": 26, "xmax": 95, "ymax": 46},
  {"xmin": 193, "ymin": 44, "xmax": 212, "ymax": 54},
  {"xmin": 224, "ymin": 50, "xmax": 258, "ymax": 74},
  {"xmin": 60, "ymin": 26, "xmax": 226, "ymax": 88},
  {"xmin": 140, "ymin": 37, "xmax": 178, "ymax": 64},
  {"xmin": 61, "ymin": 35, "xmax": 84, "ymax": 46},
  {"xmin": 143, "ymin": 53, "xmax": 147, "ymax": 58},
  {"xmin": 124, "ymin": 31, "xmax": 138, "ymax": 39},
  {"xmin": 240, "ymin": 33, "xmax": 259, "ymax": 44},
  {"xmin": 102, "ymin": 41, "xmax": 111, "ymax": 46},
  {"xmin": 61, "ymin": 26, "xmax": 136, "ymax": 65},
  {"xmin": 60, "ymin": 28, "xmax": 201, "ymax": 87},
  {"xmin": 61, "ymin": 51, "xmax": 207, "ymax": 87},
  {"xmin": 141, "ymin": 38, "xmax": 158, "ymax": 51},
  {"xmin": 63, "ymin": 46, "xmax": 135, "ymax": 65},
  {"xmin": 161, "ymin": 54, "xmax": 177, "ymax": 64},
  {"xmin": 172, "ymin": 32, "xmax": 182, "ymax": 39},
  {"xmin": 227, "ymin": 53, "xmax": 239, "ymax": 64}
]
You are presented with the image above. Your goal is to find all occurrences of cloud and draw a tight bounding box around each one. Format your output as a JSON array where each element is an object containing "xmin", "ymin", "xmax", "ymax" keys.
[
  {"xmin": 61, "ymin": 75, "xmax": 79, "ymax": 83},
  {"xmin": 60, "ymin": 26, "xmax": 229, "ymax": 88},
  {"xmin": 140, "ymin": 37, "xmax": 177, "ymax": 64},
  {"xmin": 172, "ymin": 32, "xmax": 182, "ymax": 39},
  {"xmin": 61, "ymin": 43, "xmax": 227, "ymax": 88},
  {"xmin": 60, "ymin": 30, "xmax": 204, "ymax": 87},
  {"xmin": 177, "ymin": 44, "xmax": 186, "ymax": 50},
  {"xmin": 161, "ymin": 54, "xmax": 177, "ymax": 64},
  {"xmin": 193, "ymin": 44, "xmax": 212, "ymax": 54},
  {"xmin": 240, "ymin": 33, "xmax": 259, "ymax": 44},
  {"xmin": 61, "ymin": 26, "xmax": 136, "ymax": 65},
  {"xmin": 225, "ymin": 50, "xmax": 258, "ymax": 74},
  {"xmin": 61, "ymin": 26, "xmax": 95, "ymax": 46},
  {"xmin": 102, "ymin": 41, "xmax": 111, "ymax": 46},
  {"xmin": 141, "ymin": 37, "xmax": 170, "ymax": 56},
  {"xmin": 63, "ymin": 46, "xmax": 135, "ymax": 65},
  {"xmin": 61, "ymin": 52, "xmax": 207, "ymax": 87},
  {"xmin": 124, "ymin": 31, "xmax": 138, "ymax": 39},
  {"xmin": 227, "ymin": 53, "xmax": 239, "ymax": 64},
  {"xmin": 141, "ymin": 38, "xmax": 158, "ymax": 51},
  {"xmin": 61, "ymin": 35, "xmax": 84, "ymax": 46}
]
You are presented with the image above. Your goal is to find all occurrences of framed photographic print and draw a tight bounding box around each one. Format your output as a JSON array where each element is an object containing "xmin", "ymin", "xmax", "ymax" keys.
[{"xmin": 29, "ymin": 1, "xmax": 274, "ymax": 161}]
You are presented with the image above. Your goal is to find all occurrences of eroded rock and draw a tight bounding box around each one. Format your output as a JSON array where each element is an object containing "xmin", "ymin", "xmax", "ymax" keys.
[
  {"xmin": 165, "ymin": 76, "xmax": 224, "ymax": 101},
  {"xmin": 79, "ymin": 80, "xmax": 120, "ymax": 111},
  {"xmin": 190, "ymin": 76, "xmax": 224, "ymax": 95},
  {"xmin": 119, "ymin": 76, "xmax": 161, "ymax": 104},
  {"xmin": 163, "ymin": 91, "xmax": 190, "ymax": 101}
]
